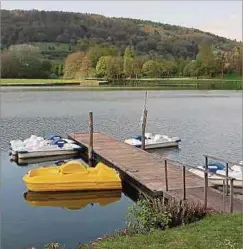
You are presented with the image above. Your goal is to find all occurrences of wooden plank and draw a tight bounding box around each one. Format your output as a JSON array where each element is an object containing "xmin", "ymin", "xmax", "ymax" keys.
[
  {"xmin": 69, "ymin": 132, "xmax": 205, "ymax": 192},
  {"xmin": 68, "ymin": 132, "xmax": 243, "ymax": 212}
]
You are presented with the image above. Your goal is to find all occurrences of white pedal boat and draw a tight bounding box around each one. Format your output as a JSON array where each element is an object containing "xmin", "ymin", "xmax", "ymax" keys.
[
  {"xmin": 10, "ymin": 135, "xmax": 83, "ymax": 159},
  {"xmin": 189, "ymin": 161, "xmax": 243, "ymax": 187},
  {"xmin": 124, "ymin": 132, "xmax": 181, "ymax": 149}
]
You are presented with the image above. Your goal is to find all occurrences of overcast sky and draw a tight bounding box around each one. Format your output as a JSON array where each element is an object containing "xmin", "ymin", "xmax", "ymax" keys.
[{"xmin": 2, "ymin": 0, "xmax": 242, "ymax": 41}]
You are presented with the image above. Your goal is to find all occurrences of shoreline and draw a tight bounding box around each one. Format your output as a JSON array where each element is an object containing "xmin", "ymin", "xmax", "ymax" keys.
[
  {"xmin": 0, "ymin": 82, "xmax": 81, "ymax": 87},
  {"xmin": 1, "ymin": 78, "xmax": 242, "ymax": 90},
  {"xmin": 1, "ymin": 86, "xmax": 242, "ymax": 92},
  {"xmin": 46, "ymin": 213, "xmax": 242, "ymax": 249}
]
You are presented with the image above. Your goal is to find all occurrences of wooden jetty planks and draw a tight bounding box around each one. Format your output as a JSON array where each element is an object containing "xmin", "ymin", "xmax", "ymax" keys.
[
  {"xmin": 69, "ymin": 132, "xmax": 205, "ymax": 187},
  {"xmin": 68, "ymin": 132, "xmax": 242, "ymax": 212}
]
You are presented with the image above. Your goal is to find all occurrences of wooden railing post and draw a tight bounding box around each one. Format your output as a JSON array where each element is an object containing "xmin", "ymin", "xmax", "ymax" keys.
[
  {"xmin": 230, "ymin": 178, "xmax": 234, "ymax": 213},
  {"xmin": 88, "ymin": 112, "xmax": 93, "ymax": 166},
  {"xmin": 141, "ymin": 109, "xmax": 148, "ymax": 151},
  {"xmin": 225, "ymin": 162, "xmax": 229, "ymax": 196},
  {"xmin": 204, "ymin": 156, "xmax": 208, "ymax": 209},
  {"xmin": 183, "ymin": 165, "xmax": 186, "ymax": 200},
  {"xmin": 164, "ymin": 159, "xmax": 168, "ymax": 191},
  {"xmin": 222, "ymin": 179, "xmax": 225, "ymax": 212}
]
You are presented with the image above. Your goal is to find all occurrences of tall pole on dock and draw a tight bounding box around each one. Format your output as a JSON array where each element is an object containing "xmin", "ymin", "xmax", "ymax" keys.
[
  {"xmin": 141, "ymin": 91, "xmax": 148, "ymax": 150},
  {"xmin": 88, "ymin": 111, "xmax": 93, "ymax": 166}
]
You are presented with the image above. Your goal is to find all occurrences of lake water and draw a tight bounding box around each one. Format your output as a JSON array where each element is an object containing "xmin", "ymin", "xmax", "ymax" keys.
[{"xmin": 1, "ymin": 89, "xmax": 242, "ymax": 249}]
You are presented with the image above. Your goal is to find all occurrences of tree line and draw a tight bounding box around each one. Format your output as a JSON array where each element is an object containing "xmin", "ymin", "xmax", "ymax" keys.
[
  {"xmin": 62, "ymin": 43, "xmax": 242, "ymax": 79},
  {"xmin": 1, "ymin": 42, "xmax": 242, "ymax": 79},
  {"xmin": 2, "ymin": 9, "xmax": 242, "ymax": 80},
  {"xmin": 1, "ymin": 44, "xmax": 63, "ymax": 78}
]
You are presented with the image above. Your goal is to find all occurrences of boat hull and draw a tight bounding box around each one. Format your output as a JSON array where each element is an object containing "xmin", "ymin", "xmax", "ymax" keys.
[
  {"xmin": 24, "ymin": 181, "xmax": 122, "ymax": 192},
  {"xmin": 142, "ymin": 141, "xmax": 179, "ymax": 149},
  {"xmin": 125, "ymin": 141, "xmax": 179, "ymax": 149},
  {"xmin": 15, "ymin": 149, "xmax": 81, "ymax": 159}
]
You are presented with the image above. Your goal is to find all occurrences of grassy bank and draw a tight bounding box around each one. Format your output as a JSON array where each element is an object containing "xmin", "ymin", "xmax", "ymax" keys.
[
  {"xmin": 108, "ymin": 78, "xmax": 242, "ymax": 90},
  {"xmin": 0, "ymin": 78, "xmax": 80, "ymax": 84},
  {"xmin": 0, "ymin": 78, "xmax": 99, "ymax": 86},
  {"xmin": 80, "ymin": 213, "xmax": 242, "ymax": 249},
  {"xmin": 1, "ymin": 78, "xmax": 242, "ymax": 90}
]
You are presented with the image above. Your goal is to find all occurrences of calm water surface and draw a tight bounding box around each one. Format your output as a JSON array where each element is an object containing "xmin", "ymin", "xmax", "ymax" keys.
[{"xmin": 1, "ymin": 89, "xmax": 242, "ymax": 249}]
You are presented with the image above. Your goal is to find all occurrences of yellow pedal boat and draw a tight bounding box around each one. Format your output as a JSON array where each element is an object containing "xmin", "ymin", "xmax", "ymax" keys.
[
  {"xmin": 24, "ymin": 190, "xmax": 121, "ymax": 210},
  {"xmin": 23, "ymin": 160, "xmax": 122, "ymax": 192}
]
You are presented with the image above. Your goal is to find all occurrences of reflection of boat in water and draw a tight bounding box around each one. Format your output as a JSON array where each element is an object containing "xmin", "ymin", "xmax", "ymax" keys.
[
  {"xmin": 23, "ymin": 160, "xmax": 122, "ymax": 192},
  {"xmin": 23, "ymin": 190, "xmax": 122, "ymax": 210}
]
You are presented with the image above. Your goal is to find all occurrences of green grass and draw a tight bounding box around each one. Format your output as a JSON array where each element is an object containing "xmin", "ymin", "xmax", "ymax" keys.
[
  {"xmin": 1, "ymin": 78, "xmax": 242, "ymax": 90},
  {"xmin": 126, "ymin": 77, "xmax": 241, "ymax": 81},
  {"xmin": 221, "ymin": 74, "xmax": 242, "ymax": 81},
  {"xmin": 82, "ymin": 213, "xmax": 242, "ymax": 249},
  {"xmin": 0, "ymin": 78, "xmax": 98, "ymax": 85},
  {"xmin": 110, "ymin": 79, "xmax": 242, "ymax": 90},
  {"xmin": 0, "ymin": 78, "xmax": 79, "ymax": 84}
]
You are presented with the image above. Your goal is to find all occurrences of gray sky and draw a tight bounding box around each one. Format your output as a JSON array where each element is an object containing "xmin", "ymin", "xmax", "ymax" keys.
[{"xmin": 2, "ymin": 1, "xmax": 242, "ymax": 41}]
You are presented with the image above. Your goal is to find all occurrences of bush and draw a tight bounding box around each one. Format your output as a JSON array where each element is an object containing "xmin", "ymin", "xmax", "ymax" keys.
[
  {"xmin": 126, "ymin": 199, "xmax": 171, "ymax": 234},
  {"xmin": 44, "ymin": 243, "xmax": 65, "ymax": 249},
  {"xmin": 126, "ymin": 196, "xmax": 213, "ymax": 234},
  {"xmin": 152, "ymin": 198, "xmax": 213, "ymax": 227}
]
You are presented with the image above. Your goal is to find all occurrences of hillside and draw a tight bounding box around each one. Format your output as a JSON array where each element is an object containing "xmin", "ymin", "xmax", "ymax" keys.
[{"xmin": 1, "ymin": 9, "xmax": 239, "ymax": 60}]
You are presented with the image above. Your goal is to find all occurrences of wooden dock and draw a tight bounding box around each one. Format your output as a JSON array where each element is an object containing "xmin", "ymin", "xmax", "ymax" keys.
[{"xmin": 68, "ymin": 132, "xmax": 242, "ymax": 213}]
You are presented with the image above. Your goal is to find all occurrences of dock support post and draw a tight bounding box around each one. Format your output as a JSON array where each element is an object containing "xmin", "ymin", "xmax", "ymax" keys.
[
  {"xmin": 88, "ymin": 111, "xmax": 93, "ymax": 166},
  {"xmin": 204, "ymin": 156, "xmax": 208, "ymax": 209},
  {"xmin": 164, "ymin": 159, "xmax": 168, "ymax": 191},
  {"xmin": 225, "ymin": 162, "xmax": 229, "ymax": 196},
  {"xmin": 230, "ymin": 178, "xmax": 234, "ymax": 213},
  {"xmin": 183, "ymin": 165, "xmax": 186, "ymax": 200},
  {"xmin": 141, "ymin": 109, "xmax": 148, "ymax": 151}
]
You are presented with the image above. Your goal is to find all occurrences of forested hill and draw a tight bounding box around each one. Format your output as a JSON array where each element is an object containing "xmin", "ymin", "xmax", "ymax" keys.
[{"xmin": 1, "ymin": 9, "xmax": 239, "ymax": 59}]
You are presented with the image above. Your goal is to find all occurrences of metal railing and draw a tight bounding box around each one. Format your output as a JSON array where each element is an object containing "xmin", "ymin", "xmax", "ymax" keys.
[
  {"xmin": 203, "ymin": 155, "xmax": 243, "ymax": 168},
  {"xmin": 204, "ymin": 155, "xmax": 242, "ymax": 196},
  {"xmin": 163, "ymin": 156, "xmax": 239, "ymax": 213}
]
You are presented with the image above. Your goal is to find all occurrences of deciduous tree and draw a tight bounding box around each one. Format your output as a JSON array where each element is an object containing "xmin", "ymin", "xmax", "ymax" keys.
[
  {"xmin": 79, "ymin": 54, "xmax": 92, "ymax": 78},
  {"xmin": 63, "ymin": 51, "xmax": 85, "ymax": 79}
]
